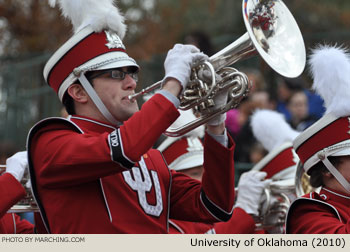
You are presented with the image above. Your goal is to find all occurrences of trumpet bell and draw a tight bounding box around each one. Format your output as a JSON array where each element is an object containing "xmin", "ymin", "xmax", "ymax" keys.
[
  {"xmin": 243, "ymin": 0, "xmax": 306, "ymax": 78},
  {"xmin": 129, "ymin": 0, "xmax": 306, "ymax": 137}
]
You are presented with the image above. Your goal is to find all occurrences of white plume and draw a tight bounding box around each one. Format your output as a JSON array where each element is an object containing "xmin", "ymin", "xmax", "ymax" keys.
[
  {"xmin": 309, "ymin": 44, "xmax": 350, "ymax": 117},
  {"xmin": 251, "ymin": 109, "xmax": 299, "ymax": 151},
  {"xmin": 49, "ymin": 0, "xmax": 127, "ymax": 39},
  {"xmin": 48, "ymin": 0, "xmax": 56, "ymax": 7}
]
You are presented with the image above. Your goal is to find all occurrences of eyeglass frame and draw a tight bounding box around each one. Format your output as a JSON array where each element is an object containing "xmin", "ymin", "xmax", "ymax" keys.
[{"xmin": 86, "ymin": 67, "xmax": 139, "ymax": 82}]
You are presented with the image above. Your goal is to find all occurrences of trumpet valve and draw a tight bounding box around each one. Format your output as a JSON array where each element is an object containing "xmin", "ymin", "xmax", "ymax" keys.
[{"xmin": 207, "ymin": 99, "xmax": 215, "ymax": 108}]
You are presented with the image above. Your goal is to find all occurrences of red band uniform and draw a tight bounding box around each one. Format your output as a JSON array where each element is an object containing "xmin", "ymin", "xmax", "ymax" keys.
[
  {"xmin": 286, "ymin": 46, "xmax": 350, "ymax": 234},
  {"xmin": 0, "ymin": 171, "xmax": 33, "ymax": 233},
  {"xmin": 28, "ymin": 96, "xmax": 235, "ymax": 233}
]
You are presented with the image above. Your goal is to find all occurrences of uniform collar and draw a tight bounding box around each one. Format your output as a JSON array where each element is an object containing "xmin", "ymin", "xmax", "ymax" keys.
[
  {"xmin": 318, "ymin": 187, "xmax": 350, "ymax": 205},
  {"xmin": 69, "ymin": 115, "xmax": 117, "ymax": 134}
]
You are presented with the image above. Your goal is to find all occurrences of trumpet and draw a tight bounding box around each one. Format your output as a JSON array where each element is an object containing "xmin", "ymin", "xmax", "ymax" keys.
[
  {"xmin": 0, "ymin": 165, "xmax": 38, "ymax": 213},
  {"xmin": 236, "ymin": 178, "xmax": 296, "ymax": 234},
  {"xmin": 256, "ymin": 179, "xmax": 296, "ymax": 233},
  {"xmin": 129, "ymin": 0, "xmax": 306, "ymax": 137}
]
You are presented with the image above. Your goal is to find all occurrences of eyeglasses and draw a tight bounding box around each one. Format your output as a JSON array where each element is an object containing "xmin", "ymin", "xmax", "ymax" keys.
[{"xmin": 87, "ymin": 68, "xmax": 139, "ymax": 82}]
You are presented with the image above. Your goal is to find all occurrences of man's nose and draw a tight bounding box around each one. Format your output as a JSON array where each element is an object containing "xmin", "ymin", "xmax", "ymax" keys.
[{"xmin": 123, "ymin": 74, "xmax": 137, "ymax": 90}]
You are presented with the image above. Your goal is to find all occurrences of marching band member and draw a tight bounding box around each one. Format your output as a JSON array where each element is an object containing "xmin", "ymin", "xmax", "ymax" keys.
[
  {"xmin": 286, "ymin": 45, "xmax": 350, "ymax": 233},
  {"xmin": 0, "ymin": 152, "xmax": 34, "ymax": 233},
  {"xmin": 26, "ymin": 0, "xmax": 235, "ymax": 233},
  {"xmin": 158, "ymin": 110, "xmax": 267, "ymax": 234},
  {"xmin": 250, "ymin": 109, "xmax": 300, "ymax": 233}
]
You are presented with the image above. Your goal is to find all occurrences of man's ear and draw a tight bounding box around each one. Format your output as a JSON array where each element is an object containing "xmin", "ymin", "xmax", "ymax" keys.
[
  {"xmin": 323, "ymin": 170, "xmax": 332, "ymax": 178},
  {"xmin": 67, "ymin": 84, "xmax": 88, "ymax": 104}
]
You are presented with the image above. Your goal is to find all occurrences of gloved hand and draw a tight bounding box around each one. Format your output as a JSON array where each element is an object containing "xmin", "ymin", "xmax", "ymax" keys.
[
  {"xmin": 164, "ymin": 44, "xmax": 208, "ymax": 89},
  {"xmin": 5, "ymin": 151, "xmax": 28, "ymax": 182},
  {"xmin": 234, "ymin": 170, "xmax": 271, "ymax": 216},
  {"xmin": 206, "ymin": 89, "xmax": 228, "ymax": 126}
]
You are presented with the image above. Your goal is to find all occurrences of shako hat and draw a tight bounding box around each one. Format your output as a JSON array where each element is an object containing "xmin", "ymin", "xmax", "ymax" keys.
[
  {"xmin": 251, "ymin": 109, "xmax": 299, "ymax": 179},
  {"xmin": 293, "ymin": 45, "xmax": 350, "ymax": 192},
  {"xmin": 157, "ymin": 110, "xmax": 205, "ymax": 171}
]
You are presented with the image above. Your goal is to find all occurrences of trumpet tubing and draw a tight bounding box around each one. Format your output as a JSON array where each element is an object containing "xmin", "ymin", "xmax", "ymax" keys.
[
  {"xmin": 256, "ymin": 180, "xmax": 296, "ymax": 234},
  {"xmin": 236, "ymin": 179, "xmax": 296, "ymax": 234},
  {"xmin": 129, "ymin": 0, "xmax": 305, "ymax": 137}
]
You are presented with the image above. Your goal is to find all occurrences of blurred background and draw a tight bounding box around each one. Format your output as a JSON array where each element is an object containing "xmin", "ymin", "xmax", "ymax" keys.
[{"xmin": 0, "ymin": 0, "xmax": 349, "ymax": 166}]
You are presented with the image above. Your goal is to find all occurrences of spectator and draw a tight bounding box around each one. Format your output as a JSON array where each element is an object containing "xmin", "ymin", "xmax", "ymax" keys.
[
  {"xmin": 287, "ymin": 90, "xmax": 318, "ymax": 131},
  {"xmin": 276, "ymin": 76, "xmax": 325, "ymax": 121},
  {"xmin": 225, "ymin": 68, "xmax": 270, "ymax": 140},
  {"xmin": 233, "ymin": 90, "xmax": 275, "ymax": 163}
]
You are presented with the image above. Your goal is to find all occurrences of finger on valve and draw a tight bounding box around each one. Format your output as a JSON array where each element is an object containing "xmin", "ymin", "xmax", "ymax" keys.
[{"xmin": 164, "ymin": 44, "xmax": 208, "ymax": 89}]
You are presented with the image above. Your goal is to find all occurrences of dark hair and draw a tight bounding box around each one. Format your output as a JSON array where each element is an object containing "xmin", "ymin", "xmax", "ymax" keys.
[
  {"xmin": 309, "ymin": 156, "xmax": 340, "ymax": 187},
  {"xmin": 62, "ymin": 91, "xmax": 75, "ymax": 115},
  {"xmin": 278, "ymin": 76, "xmax": 305, "ymax": 91}
]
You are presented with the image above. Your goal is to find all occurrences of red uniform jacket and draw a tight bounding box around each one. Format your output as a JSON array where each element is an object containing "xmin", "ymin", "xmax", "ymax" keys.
[
  {"xmin": 169, "ymin": 207, "xmax": 255, "ymax": 234},
  {"xmin": 286, "ymin": 187, "xmax": 350, "ymax": 233},
  {"xmin": 0, "ymin": 173, "xmax": 34, "ymax": 233},
  {"xmin": 27, "ymin": 94, "xmax": 235, "ymax": 234}
]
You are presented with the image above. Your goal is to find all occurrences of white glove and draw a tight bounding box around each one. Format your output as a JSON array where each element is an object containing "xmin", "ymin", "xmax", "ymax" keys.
[
  {"xmin": 5, "ymin": 151, "xmax": 28, "ymax": 182},
  {"xmin": 206, "ymin": 89, "xmax": 228, "ymax": 126},
  {"xmin": 25, "ymin": 179, "xmax": 32, "ymax": 189},
  {"xmin": 234, "ymin": 170, "xmax": 270, "ymax": 216},
  {"xmin": 164, "ymin": 44, "xmax": 208, "ymax": 89}
]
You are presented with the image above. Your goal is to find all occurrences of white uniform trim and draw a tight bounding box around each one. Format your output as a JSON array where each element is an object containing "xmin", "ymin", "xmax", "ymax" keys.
[
  {"xmin": 168, "ymin": 220, "xmax": 185, "ymax": 234},
  {"xmin": 67, "ymin": 116, "xmax": 115, "ymax": 222},
  {"xmin": 252, "ymin": 142, "xmax": 296, "ymax": 172},
  {"xmin": 12, "ymin": 213, "xmax": 16, "ymax": 234},
  {"xmin": 323, "ymin": 187, "xmax": 350, "ymax": 200},
  {"xmin": 285, "ymin": 192, "xmax": 342, "ymax": 233},
  {"xmin": 293, "ymin": 113, "xmax": 338, "ymax": 149}
]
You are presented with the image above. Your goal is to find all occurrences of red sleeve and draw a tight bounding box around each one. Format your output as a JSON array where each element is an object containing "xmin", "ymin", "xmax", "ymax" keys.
[
  {"xmin": 214, "ymin": 207, "xmax": 256, "ymax": 234},
  {"xmin": 13, "ymin": 214, "xmax": 34, "ymax": 234},
  {"xmin": 120, "ymin": 94, "xmax": 179, "ymax": 161},
  {"xmin": 201, "ymin": 132, "xmax": 235, "ymax": 215},
  {"xmin": 169, "ymin": 132, "xmax": 235, "ymax": 223},
  {"xmin": 0, "ymin": 173, "xmax": 26, "ymax": 217},
  {"xmin": 288, "ymin": 201, "xmax": 350, "ymax": 234}
]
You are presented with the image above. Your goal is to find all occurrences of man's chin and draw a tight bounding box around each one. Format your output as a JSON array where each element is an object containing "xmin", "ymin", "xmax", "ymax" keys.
[{"xmin": 118, "ymin": 108, "xmax": 139, "ymax": 122}]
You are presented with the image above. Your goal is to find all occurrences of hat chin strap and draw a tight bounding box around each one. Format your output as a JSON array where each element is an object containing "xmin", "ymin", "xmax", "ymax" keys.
[
  {"xmin": 322, "ymin": 157, "xmax": 350, "ymax": 193},
  {"xmin": 78, "ymin": 74, "xmax": 121, "ymax": 126}
]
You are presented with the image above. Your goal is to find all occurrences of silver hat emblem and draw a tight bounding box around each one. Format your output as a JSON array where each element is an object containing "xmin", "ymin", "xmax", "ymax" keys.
[{"xmin": 105, "ymin": 30, "xmax": 126, "ymax": 50}]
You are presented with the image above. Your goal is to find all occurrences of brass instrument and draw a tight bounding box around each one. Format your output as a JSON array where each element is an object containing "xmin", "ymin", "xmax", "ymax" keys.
[
  {"xmin": 256, "ymin": 179, "xmax": 296, "ymax": 233},
  {"xmin": 0, "ymin": 165, "xmax": 38, "ymax": 213},
  {"xmin": 235, "ymin": 178, "xmax": 296, "ymax": 234},
  {"xmin": 129, "ymin": 0, "xmax": 306, "ymax": 137},
  {"xmin": 295, "ymin": 161, "xmax": 317, "ymax": 197}
]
